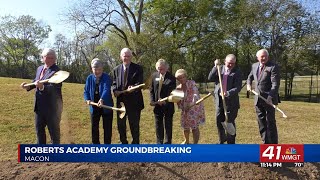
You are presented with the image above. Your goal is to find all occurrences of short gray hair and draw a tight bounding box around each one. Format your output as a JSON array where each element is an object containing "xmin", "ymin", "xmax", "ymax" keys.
[
  {"xmin": 225, "ymin": 54, "xmax": 236, "ymax": 62},
  {"xmin": 91, "ymin": 58, "xmax": 103, "ymax": 68},
  {"xmin": 120, "ymin": 48, "xmax": 132, "ymax": 56},
  {"xmin": 256, "ymin": 49, "xmax": 269, "ymax": 57},
  {"xmin": 41, "ymin": 48, "xmax": 56, "ymax": 59},
  {"xmin": 155, "ymin": 59, "xmax": 169, "ymax": 70}
]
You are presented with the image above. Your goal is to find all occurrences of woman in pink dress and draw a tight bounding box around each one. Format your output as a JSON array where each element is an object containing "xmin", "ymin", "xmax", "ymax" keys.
[{"xmin": 175, "ymin": 69, "xmax": 205, "ymax": 144}]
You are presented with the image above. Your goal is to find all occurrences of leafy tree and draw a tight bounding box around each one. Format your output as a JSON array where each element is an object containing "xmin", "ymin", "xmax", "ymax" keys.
[{"xmin": 0, "ymin": 15, "xmax": 51, "ymax": 78}]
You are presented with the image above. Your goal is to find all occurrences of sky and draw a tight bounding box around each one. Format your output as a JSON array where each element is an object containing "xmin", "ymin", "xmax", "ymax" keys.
[
  {"xmin": 0, "ymin": 0, "xmax": 76, "ymax": 47},
  {"xmin": 0, "ymin": 0, "xmax": 318, "ymax": 48}
]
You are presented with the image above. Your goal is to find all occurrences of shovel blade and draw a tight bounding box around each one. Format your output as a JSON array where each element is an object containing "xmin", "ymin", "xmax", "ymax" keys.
[
  {"xmin": 119, "ymin": 111, "xmax": 126, "ymax": 119},
  {"xmin": 221, "ymin": 122, "xmax": 236, "ymax": 136},
  {"xmin": 48, "ymin": 71, "xmax": 70, "ymax": 84}
]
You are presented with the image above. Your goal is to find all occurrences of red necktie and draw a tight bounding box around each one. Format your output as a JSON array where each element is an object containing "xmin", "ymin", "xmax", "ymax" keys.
[{"xmin": 39, "ymin": 67, "xmax": 47, "ymax": 80}]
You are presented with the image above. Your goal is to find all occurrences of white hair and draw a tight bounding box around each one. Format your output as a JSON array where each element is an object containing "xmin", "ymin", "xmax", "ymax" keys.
[
  {"xmin": 225, "ymin": 54, "xmax": 236, "ymax": 62},
  {"xmin": 175, "ymin": 69, "xmax": 187, "ymax": 78},
  {"xmin": 256, "ymin": 49, "xmax": 269, "ymax": 57},
  {"xmin": 41, "ymin": 48, "xmax": 56, "ymax": 59},
  {"xmin": 120, "ymin": 48, "xmax": 132, "ymax": 56},
  {"xmin": 155, "ymin": 59, "xmax": 169, "ymax": 70}
]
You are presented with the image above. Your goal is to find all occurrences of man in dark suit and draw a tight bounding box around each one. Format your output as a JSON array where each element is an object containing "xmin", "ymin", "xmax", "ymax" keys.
[
  {"xmin": 20, "ymin": 48, "xmax": 62, "ymax": 144},
  {"xmin": 112, "ymin": 48, "xmax": 144, "ymax": 144},
  {"xmin": 208, "ymin": 54, "xmax": 242, "ymax": 144},
  {"xmin": 247, "ymin": 49, "xmax": 280, "ymax": 144},
  {"xmin": 149, "ymin": 59, "xmax": 176, "ymax": 144}
]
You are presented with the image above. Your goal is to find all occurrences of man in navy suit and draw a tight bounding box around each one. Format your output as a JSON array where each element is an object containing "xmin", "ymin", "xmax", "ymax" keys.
[
  {"xmin": 247, "ymin": 49, "xmax": 280, "ymax": 144},
  {"xmin": 112, "ymin": 48, "xmax": 144, "ymax": 144},
  {"xmin": 21, "ymin": 48, "xmax": 62, "ymax": 144},
  {"xmin": 149, "ymin": 59, "xmax": 176, "ymax": 144},
  {"xmin": 208, "ymin": 54, "xmax": 242, "ymax": 144}
]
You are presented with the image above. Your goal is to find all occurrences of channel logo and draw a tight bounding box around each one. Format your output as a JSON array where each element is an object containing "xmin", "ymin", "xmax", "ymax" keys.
[
  {"xmin": 285, "ymin": 147, "xmax": 297, "ymax": 155},
  {"xmin": 260, "ymin": 144, "xmax": 304, "ymax": 163}
]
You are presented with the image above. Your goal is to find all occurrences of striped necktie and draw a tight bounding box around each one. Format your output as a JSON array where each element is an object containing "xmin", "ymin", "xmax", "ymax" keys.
[{"xmin": 39, "ymin": 67, "xmax": 47, "ymax": 80}]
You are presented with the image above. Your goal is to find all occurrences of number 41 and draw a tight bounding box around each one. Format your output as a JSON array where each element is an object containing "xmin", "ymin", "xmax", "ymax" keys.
[{"xmin": 262, "ymin": 146, "xmax": 281, "ymax": 160}]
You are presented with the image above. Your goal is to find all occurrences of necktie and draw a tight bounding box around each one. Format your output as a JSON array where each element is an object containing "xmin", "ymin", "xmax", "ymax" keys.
[
  {"xmin": 158, "ymin": 74, "xmax": 164, "ymax": 99},
  {"xmin": 258, "ymin": 64, "xmax": 264, "ymax": 79},
  {"xmin": 39, "ymin": 67, "xmax": 47, "ymax": 80},
  {"xmin": 123, "ymin": 66, "xmax": 128, "ymax": 90},
  {"xmin": 222, "ymin": 69, "xmax": 229, "ymax": 93}
]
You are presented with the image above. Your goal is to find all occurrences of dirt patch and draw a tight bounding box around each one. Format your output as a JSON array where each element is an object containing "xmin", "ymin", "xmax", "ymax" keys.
[{"xmin": 0, "ymin": 160, "xmax": 319, "ymax": 180}]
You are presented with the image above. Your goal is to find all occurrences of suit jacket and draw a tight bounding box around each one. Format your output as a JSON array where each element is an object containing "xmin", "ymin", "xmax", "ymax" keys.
[
  {"xmin": 84, "ymin": 73, "xmax": 114, "ymax": 114},
  {"xmin": 28, "ymin": 64, "xmax": 62, "ymax": 116},
  {"xmin": 111, "ymin": 62, "xmax": 144, "ymax": 111},
  {"xmin": 247, "ymin": 61, "xmax": 280, "ymax": 105},
  {"xmin": 208, "ymin": 65, "xmax": 242, "ymax": 110},
  {"xmin": 149, "ymin": 71, "xmax": 176, "ymax": 115}
]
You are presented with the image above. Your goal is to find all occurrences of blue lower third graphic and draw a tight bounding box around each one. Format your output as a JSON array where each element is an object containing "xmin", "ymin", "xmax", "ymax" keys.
[{"xmin": 19, "ymin": 144, "xmax": 259, "ymax": 162}]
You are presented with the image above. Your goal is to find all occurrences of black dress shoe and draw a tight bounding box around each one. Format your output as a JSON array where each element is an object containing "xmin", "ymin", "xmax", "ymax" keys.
[{"xmin": 218, "ymin": 138, "xmax": 227, "ymax": 144}]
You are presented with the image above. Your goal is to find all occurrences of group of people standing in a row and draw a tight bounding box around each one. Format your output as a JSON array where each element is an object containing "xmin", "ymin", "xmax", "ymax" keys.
[{"xmin": 21, "ymin": 47, "xmax": 280, "ymax": 145}]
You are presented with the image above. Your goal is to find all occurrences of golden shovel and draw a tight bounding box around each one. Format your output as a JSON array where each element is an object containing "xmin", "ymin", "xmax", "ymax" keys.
[
  {"xmin": 159, "ymin": 89, "xmax": 185, "ymax": 103},
  {"xmin": 23, "ymin": 70, "xmax": 70, "ymax": 87},
  {"xmin": 89, "ymin": 102, "xmax": 126, "ymax": 119},
  {"xmin": 216, "ymin": 60, "xmax": 236, "ymax": 136}
]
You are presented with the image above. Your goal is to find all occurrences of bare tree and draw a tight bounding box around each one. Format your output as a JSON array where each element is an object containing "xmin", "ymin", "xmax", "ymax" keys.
[{"xmin": 64, "ymin": 0, "xmax": 144, "ymax": 59}]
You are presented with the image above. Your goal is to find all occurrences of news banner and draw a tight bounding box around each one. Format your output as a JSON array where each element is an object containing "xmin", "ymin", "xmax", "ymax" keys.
[{"xmin": 18, "ymin": 144, "xmax": 319, "ymax": 167}]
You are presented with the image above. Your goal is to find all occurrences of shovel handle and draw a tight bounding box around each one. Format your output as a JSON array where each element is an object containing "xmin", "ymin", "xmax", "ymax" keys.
[
  {"xmin": 189, "ymin": 93, "xmax": 212, "ymax": 108},
  {"xmin": 89, "ymin": 102, "xmax": 124, "ymax": 112},
  {"xmin": 216, "ymin": 63, "xmax": 229, "ymax": 123},
  {"xmin": 119, "ymin": 83, "xmax": 145, "ymax": 94},
  {"xmin": 158, "ymin": 97, "xmax": 168, "ymax": 102},
  {"xmin": 251, "ymin": 90, "xmax": 287, "ymax": 118},
  {"xmin": 195, "ymin": 92, "xmax": 212, "ymax": 105},
  {"xmin": 23, "ymin": 79, "xmax": 49, "ymax": 87}
]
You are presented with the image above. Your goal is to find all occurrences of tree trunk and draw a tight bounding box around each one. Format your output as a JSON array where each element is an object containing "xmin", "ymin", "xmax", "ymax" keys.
[
  {"xmin": 309, "ymin": 72, "xmax": 313, "ymax": 102},
  {"xmin": 288, "ymin": 71, "xmax": 294, "ymax": 97},
  {"xmin": 317, "ymin": 66, "xmax": 319, "ymax": 103},
  {"xmin": 284, "ymin": 59, "xmax": 288, "ymax": 99}
]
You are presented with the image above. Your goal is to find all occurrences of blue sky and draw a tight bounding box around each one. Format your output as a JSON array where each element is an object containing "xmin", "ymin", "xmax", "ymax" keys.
[{"xmin": 0, "ymin": 0, "xmax": 76, "ymax": 47}]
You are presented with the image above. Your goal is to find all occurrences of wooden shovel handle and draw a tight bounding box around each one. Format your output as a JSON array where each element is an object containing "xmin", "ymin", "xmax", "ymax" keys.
[
  {"xmin": 189, "ymin": 93, "xmax": 212, "ymax": 108},
  {"xmin": 217, "ymin": 64, "xmax": 229, "ymax": 123},
  {"xmin": 89, "ymin": 102, "xmax": 123, "ymax": 112},
  {"xmin": 118, "ymin": 83, "xmax": 145, "ymax": 94},
  {"xmin": 158, "ymin": 97, "xmax": 169, "ymax": 102},
  {"xmin": 23, "ymin": 79, "xmax": 49, "ymax": 87}
]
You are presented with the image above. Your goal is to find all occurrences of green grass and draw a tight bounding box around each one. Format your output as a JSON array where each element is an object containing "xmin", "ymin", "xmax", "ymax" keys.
[{"xmin": 1, "ymin": 77, "xmax": 320, "ymax": 160}]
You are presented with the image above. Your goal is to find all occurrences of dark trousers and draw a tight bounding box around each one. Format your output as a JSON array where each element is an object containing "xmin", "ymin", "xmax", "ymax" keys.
[
  {"xmin": 117, "ymin": 110, "xmax": 141, "ymax": 144},
  {"xmin": 91, "ymin": 111, "xmax": 113, "ymax": 144},
  {"xmin": 154, "ymin": 112, "xmax": 173, "ymax": 144},
  {"xmin": 216, "ymin": 107, "xmax": 238, "ymax": 144},
  {"xmin": 35, "ymin": 112, "xmax": 61, "ymax": 144},
  {"xmin": 255, "ymin": 100, "xmax": 278, "ymax": 144}
]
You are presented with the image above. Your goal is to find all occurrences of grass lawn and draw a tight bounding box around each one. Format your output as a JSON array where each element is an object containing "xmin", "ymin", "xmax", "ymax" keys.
[{"xmin": 0, "ymin": 77, "xmax": 319, "ymax": 160}]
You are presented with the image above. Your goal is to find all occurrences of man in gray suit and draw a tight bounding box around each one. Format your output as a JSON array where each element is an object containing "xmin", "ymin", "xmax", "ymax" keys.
[
  {"xmin": 208, "ymin": 54, "xmax": 242, "ymax": 144},
  {"xmin": 247, "ymin": 49, "xmax": 280, "ymax": 144}
]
